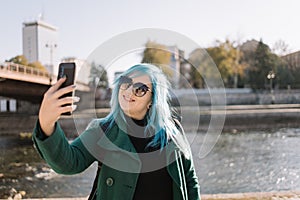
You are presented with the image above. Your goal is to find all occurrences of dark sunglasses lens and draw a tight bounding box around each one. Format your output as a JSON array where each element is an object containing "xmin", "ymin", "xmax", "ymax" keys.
[
  {"xmin": 133, "ymin": 83, "xmax": 148, "ymax": 97},
  {"xmin": 119, "ymin": 76, "xmax": 132, "ymax": 90}
]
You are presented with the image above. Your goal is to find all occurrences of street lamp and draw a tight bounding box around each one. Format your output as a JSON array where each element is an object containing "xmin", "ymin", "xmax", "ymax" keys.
[
  {"xmin": 45, "ymin": 43, "xmax": 57, "ymax": 72},
  {"xmin": 267, "ymin": 70, "xmax": 275, "ymax": 104}
]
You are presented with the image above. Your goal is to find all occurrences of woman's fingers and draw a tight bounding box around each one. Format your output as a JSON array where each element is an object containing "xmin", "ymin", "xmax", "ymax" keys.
[
  {"xmin": 45, "ymin": 77, "xmax": 76, "ymax": 102},
  {"xmin": 38, "ymin": 77, "xmax": 79, "ymax": 136},
  {"xmin": 48, "ymin": 77, "xmax": 67, "ymax": 94},
  {"xmin": 53, "ymin": 84, "xmax": 76, "ymax": 99},
  {"xmin": 47, "ymin": 77, "xmax": 76, "ymax": 100},
  {"xmin": 57, "ymin": 96, "xmax": 80, "ymax": 107},
  {"xmin": 57, "ymin": 96, "xmax": 80, "ymax": 115},
  {"xmin": 59, "ymin": 104, "xmax": 77, "ymax": 114}
]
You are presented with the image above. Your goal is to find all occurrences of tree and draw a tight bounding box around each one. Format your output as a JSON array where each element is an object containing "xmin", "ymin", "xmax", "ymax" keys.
[
  {"xmin": 88, "ymin": 62, "xmax": 108, "ymax": 88},
  {"xmin": 206, "ymin": 39, "xmax": 245, "ymax": 88},
  {"xmin": 7, "ymin": 55, "xmax": 48, "ymax": 72},
  {"xmin": 141, "ymin": 40, "xmax": 172, "ymax": 77},
  {"xmin": 239, "ymin": 39, "xmax": 259, "ymax": 88},
  {"xmin": 28, "ymin": 61, "xmax": 48, "ymax": 72},
  {"xmin": 246, "ymin": 40, "xmax": 274, "ymax": 89},
  {"xmin": 246, "ymin": 40, "xmax": 292, "ymax": 89},
  {"xmin": 6, "ymin": 55, "xmax": 28, "ymax": 66},
  {"xmin": 272, "ymin": 39, "xmax": 290, "ymax": 56},
  {"xmin": 187, "ymin": 49, "xmax": 206, "ymax": 88},
  {"xmin": 275, "ymin": 58, "xmax": 294, "ymax": 88}
]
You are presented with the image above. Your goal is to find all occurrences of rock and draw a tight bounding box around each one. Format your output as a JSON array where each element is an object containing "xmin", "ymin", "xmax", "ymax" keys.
[
  {"xmin": 19, "ymin": 191, "xmax": 26, "ymax": 196},
  {"xmin": 13, "ymin": 193, "xmax": 22, "ymax": 200}
]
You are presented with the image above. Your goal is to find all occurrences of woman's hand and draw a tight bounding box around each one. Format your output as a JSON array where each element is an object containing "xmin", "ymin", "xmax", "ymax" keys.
[{"xmin": 39, "ymin": 77, "xmax": 80, "ymax": 136}]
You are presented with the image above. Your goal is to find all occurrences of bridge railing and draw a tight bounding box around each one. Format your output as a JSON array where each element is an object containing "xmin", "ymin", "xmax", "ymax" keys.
[
  {"xmin": 0, "ymin": 62, "xmax": 52, "ymax": 85},
  {"xmin": 1, "ymin": 62, "xmax": 50, "ymax": 78},
  {"xmin": 0, "ymin": 62, "xmax": 90, "ymax": 91}
]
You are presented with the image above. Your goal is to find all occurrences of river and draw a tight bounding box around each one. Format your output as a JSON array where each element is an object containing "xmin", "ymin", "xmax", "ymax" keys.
[{"xmin": 1, "ymin": 127, "xmax": 300, "ymax": 199}]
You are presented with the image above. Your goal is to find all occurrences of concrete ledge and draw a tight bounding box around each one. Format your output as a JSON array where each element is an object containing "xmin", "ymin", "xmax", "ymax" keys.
[
  {"xmin": 0, "ymin": 198, "xmax": 86, "ymax": 200},
  {"xmin": 14, "ymin": 191, "xmax": 300, "ymax": 200},
  {"xmin": 21, "ymin": 199, "xmax": 86, "ymax": 200},
  {"xmin": 201, "ymin": 191, "xmax": 300, "ymax": 200}
]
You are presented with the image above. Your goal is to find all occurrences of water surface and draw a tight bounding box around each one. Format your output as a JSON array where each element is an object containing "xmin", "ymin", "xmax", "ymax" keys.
[{"xmin": 0, "ymin": 128, "xmax": 299, "ymax": 198}]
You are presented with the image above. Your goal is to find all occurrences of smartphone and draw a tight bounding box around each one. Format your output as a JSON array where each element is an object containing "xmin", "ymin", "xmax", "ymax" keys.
[{"xmin": 57, "ymin": 62, "xmax": 76, "ymax": 115}]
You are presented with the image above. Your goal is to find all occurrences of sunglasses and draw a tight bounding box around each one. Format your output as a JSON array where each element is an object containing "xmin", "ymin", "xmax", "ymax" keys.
[{"xmin": 119, "ymin": 76, "xmax": 152, "ymax": 97}]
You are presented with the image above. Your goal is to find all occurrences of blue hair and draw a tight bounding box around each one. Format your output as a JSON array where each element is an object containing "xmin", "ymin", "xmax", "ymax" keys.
[{"xmin": 105, "ymin": 63, "xmax": 180, "ymax": 150}]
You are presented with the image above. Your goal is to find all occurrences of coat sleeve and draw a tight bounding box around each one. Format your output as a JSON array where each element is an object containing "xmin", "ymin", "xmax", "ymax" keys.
[
  {"xmin": 32, "ymin": 119, "xmax": 97, "ymax": 175},
  {"xmin": 183, "ymin": 154, "xmax": 201, "ymax": 200}
]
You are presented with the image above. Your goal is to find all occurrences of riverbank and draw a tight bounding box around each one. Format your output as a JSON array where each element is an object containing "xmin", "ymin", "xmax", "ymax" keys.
[{"xmin": 1, "ymin": 104, "xmax": 300, "ymax": 136}]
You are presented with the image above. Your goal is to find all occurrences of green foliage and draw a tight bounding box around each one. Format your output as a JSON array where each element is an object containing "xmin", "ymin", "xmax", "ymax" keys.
[
  {"xmin": 206, "ymin": 39, "xmax": 245, "ymax": 87},
  {"xmin": 247, "ymin": 41, "xmax": 272, "ymax": 88},
  {"xmin": 188, "ymin": 39, "xmax": 245, "ymax": 88},
  {"xmin": 290, "ymin": 70, "xmax": 300, "ymax": 88},
  {"xmin": 7, "ymin": 55, "xmax": 48, "ymax": 72},
  {"xmin": 136, "ymin": 38, "xmax": 299, "ymax": 89},
  {"xmin": 28, "ymin": 61, "xmax": 48, "ymax": 72},
  {"xmin": 188, "ymin": 49, "xmax": 208, "ymax": 88},
  {"xmin": 276, "ymin": 59, "xmax": 294, "ymax": 88},
  {"xmin": 245, "ymin": 40, "xmax": 292, "ymax": 89},
  {"xmin": 7, "ymin": 55, "xmax": 29, "ymax": 66},
  {"xmin": 141, "ymin": 40, "xmax": 172, "ymax": 77}
]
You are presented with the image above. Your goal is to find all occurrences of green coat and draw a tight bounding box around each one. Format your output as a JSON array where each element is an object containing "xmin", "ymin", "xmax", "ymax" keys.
[{"xmin": 32, "ymin": 119, "xmax": 201, "ymax": 200}]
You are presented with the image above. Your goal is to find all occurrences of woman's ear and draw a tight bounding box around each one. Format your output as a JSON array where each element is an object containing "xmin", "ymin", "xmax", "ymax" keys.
[{"xmin": 147, "ymin": 103, "xmax": 152, "ymax": 109}]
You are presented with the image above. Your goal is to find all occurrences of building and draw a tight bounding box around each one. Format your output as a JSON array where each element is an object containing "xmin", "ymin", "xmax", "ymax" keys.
[
  {"xmin": 168, "ymin": 46, "xmax": 185, "ymax": 89},
  {"xmin": 281, "ymin": 50, "xmax": 300, "ymax": 70},
  {"xmin": 0, "ymin": 98, "xmax": 16, "ymax": 112},
  {"xmin": 22, "ymin": 20, "xmax": 58, "ymax": 75},
  {"xmin": 0, "ymin": 20, "xmax": 59, "ymax": 114}
]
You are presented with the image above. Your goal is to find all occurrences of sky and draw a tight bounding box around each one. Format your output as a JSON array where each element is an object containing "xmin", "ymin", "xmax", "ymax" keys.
[{"xmin": 1, "ymin": 0, "xmax": 300, "ymax": 81}]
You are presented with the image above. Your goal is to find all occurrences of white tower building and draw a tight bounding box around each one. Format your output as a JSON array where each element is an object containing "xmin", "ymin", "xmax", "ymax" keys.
[{"xmin": 22, "ymin": 20, "xmax": 58, "ymax": 75}]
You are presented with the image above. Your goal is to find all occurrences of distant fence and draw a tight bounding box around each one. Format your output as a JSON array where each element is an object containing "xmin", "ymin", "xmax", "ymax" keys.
[{"xmin": 171, "ymin": 88, "xmax": 300, "ymax": 106}]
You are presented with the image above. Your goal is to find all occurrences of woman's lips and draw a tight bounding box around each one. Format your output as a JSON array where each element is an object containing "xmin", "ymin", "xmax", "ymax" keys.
[{"xmin": 123, "ymin": 95, "xmax": 135, "ymax": 102}]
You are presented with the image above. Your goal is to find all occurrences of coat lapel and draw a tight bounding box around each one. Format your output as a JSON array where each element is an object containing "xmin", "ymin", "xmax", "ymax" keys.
[{"xmin": 97, "ymin": 122, "xmax": 141, "ymax": 173}]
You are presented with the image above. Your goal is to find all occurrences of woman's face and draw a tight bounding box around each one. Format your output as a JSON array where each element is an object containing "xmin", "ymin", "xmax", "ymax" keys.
[{"xmin": 118, "ymin": 74, "xmax": 152, "ymax": 120}]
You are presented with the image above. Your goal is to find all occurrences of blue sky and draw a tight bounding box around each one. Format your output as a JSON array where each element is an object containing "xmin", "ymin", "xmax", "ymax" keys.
[{"xmin": 1, "ymin": 0, "xmax": 300, "ymax": 64}]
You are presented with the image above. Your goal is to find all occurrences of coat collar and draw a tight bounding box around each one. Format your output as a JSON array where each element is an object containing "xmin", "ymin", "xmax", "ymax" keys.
[
  {"xmin": 96, "ymin": 120, "xmax": 180, "ymax": 163},
  {"xmin": 96, "ymin": 119, "xmax": 183, "ymax": 187},
  {"xmin": 97, "ymin": 122, "xmax": 138, "ymax": 155}
]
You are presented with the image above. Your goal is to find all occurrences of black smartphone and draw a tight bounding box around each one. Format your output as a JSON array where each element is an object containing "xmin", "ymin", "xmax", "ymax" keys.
[{"xmin": 57, "ymin": 62, "xmax": 76, "ymax": 115}]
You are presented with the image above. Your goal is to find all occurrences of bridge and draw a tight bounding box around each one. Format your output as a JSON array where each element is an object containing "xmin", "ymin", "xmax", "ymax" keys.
[{"xmin": 0, "ymin": 62, "xmax": 90, "ymax": 104}]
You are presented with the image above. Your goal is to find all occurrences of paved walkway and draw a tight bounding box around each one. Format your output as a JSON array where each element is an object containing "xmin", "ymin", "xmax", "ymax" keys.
[{"xmin": 16, "ymin": 191, "xmax": 300, "ymax": 200}]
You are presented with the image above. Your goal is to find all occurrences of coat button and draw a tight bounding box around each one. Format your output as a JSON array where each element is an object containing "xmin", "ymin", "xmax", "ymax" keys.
[{"xmin": 106, "ymin": 177, "xmax": 114, "ymax": 186}]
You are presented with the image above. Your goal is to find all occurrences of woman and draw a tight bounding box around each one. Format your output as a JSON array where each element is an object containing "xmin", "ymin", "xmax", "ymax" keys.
[{"xmin": 33, "ymin": 63, "xmax": 200, "ymax": 200}]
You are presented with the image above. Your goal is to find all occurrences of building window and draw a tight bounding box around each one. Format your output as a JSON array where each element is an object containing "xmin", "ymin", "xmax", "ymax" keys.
[
  {"xmin": 0, "ymin": 99, "xmax": 7, "ymax": 112},
  {"xmin": 0, "ymin": 99, "xmax": 17, "ymax": 112},
  {"xmin": 9, "ymin": 99, "xmax": 17, "ymax": 112}
]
